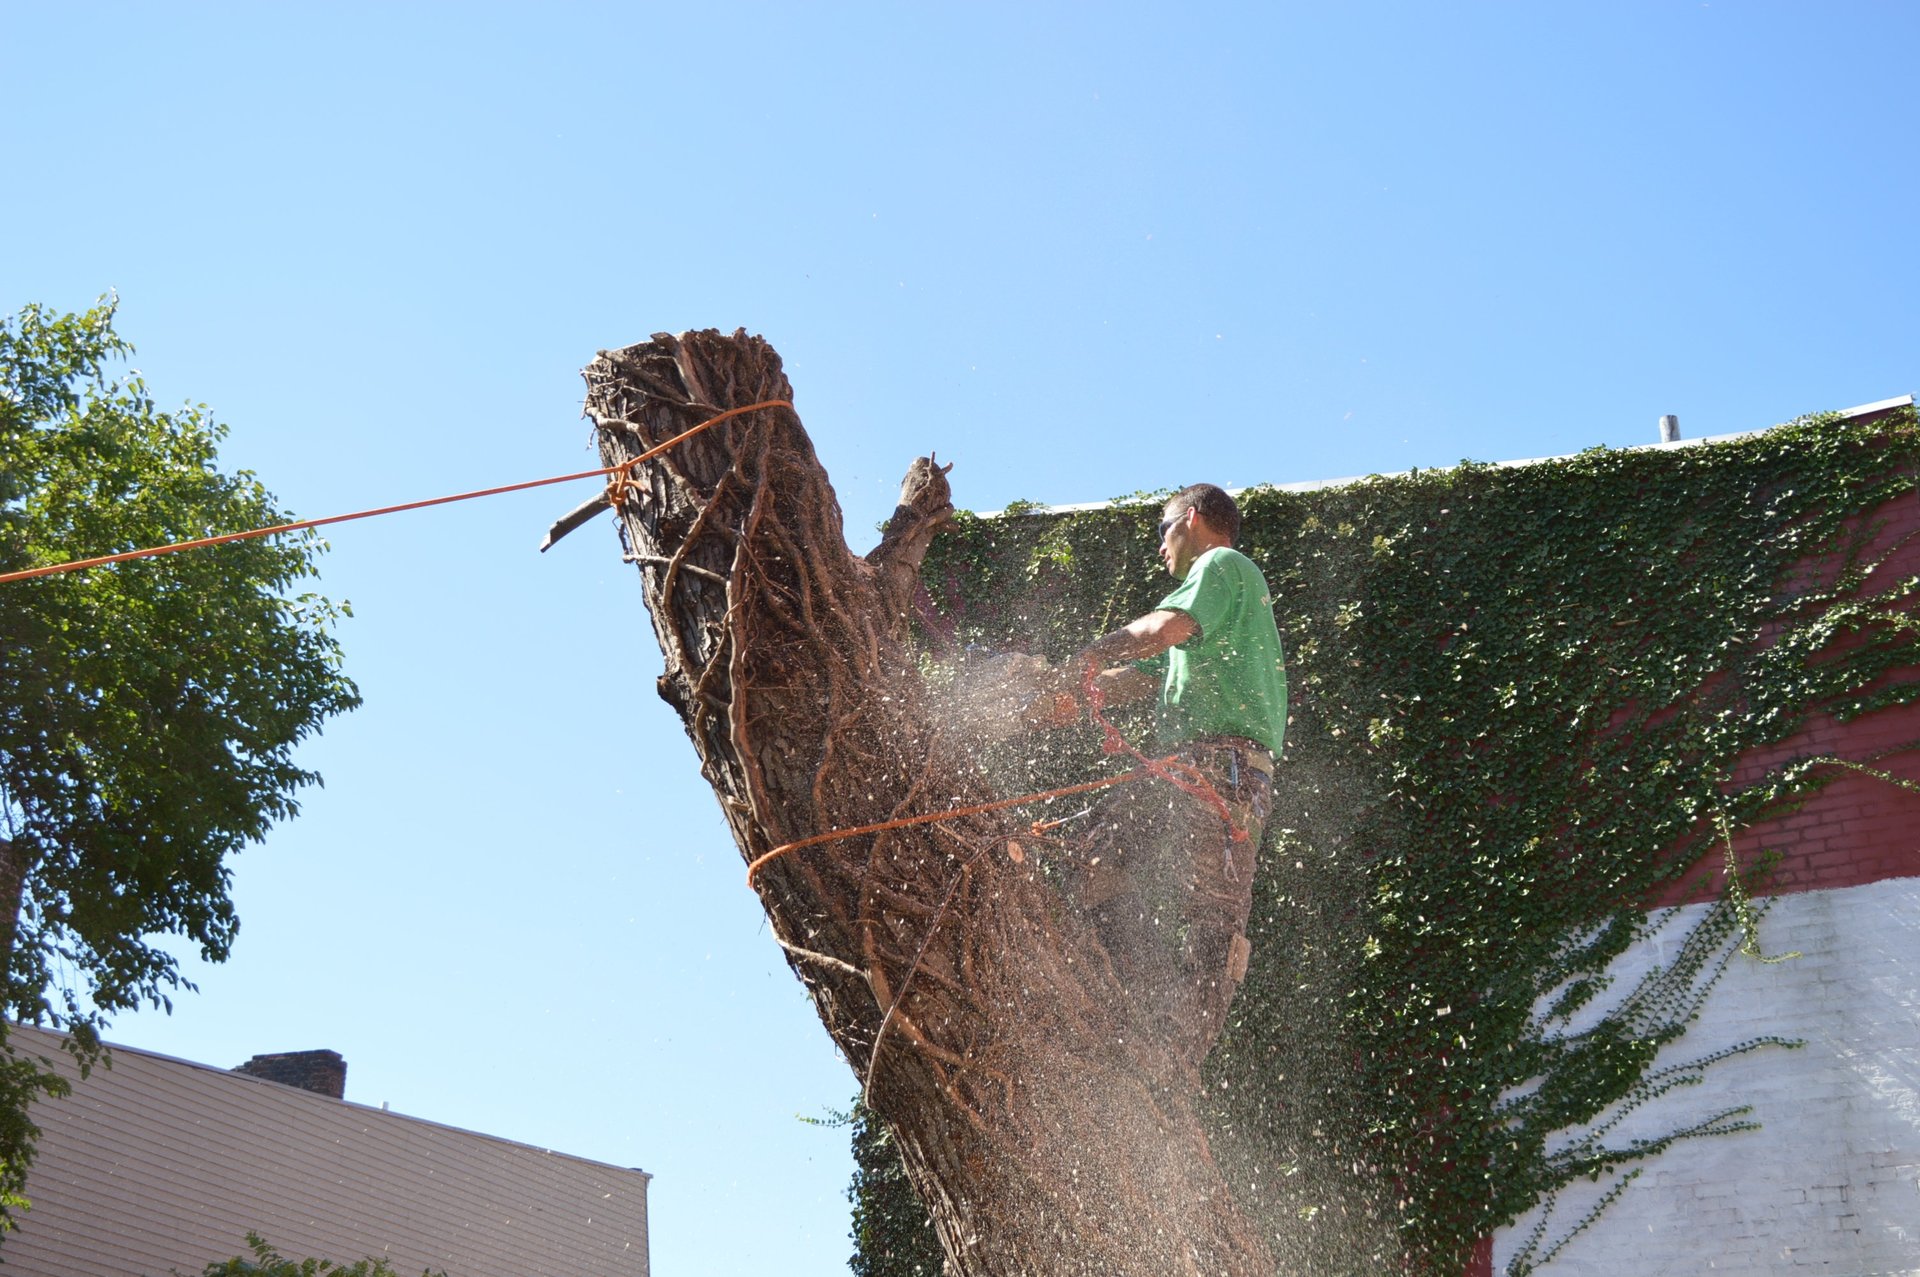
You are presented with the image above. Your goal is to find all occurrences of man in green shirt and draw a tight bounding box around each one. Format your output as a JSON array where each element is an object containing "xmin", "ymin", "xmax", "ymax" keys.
[{"xmin": 1037, "ymin": 483, "xmax": 1286, "ymax": 1075}]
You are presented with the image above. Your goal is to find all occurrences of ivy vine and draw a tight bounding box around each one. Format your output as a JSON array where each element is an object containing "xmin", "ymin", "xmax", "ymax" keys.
[{"xmin": 851, "ymin": 408, "xmax": 1919, "ymax": 1274}]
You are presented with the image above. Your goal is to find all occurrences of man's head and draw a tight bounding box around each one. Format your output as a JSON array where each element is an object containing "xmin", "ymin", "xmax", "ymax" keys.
[{"xmin": 1158, "ymin": 483, "xmax": 1239, "ymax": 578}]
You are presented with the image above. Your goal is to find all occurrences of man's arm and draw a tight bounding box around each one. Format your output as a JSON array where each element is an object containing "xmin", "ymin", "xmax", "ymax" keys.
[
  {"xmin": 1079, "ymin": 608, "xmax": 1198, "ymax": 671},
  {"xmin": 1024, "ymin": 609, "xmax": 1196, "ymax": 728}
]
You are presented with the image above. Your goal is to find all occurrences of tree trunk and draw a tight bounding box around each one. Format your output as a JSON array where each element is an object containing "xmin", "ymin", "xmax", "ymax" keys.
[
  {"xmin": 584, "ymin": 330, "xmax": 1274, "ymax": 1277},
  {"xmin": 0, "ymin": 839, "xmax": 21, "ymax": 988}
]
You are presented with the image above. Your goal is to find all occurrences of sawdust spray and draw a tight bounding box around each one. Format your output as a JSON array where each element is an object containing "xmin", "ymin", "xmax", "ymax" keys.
[{"xmin": 932, "ymin": 654, "xmax": 1402, "ymax": 1273}]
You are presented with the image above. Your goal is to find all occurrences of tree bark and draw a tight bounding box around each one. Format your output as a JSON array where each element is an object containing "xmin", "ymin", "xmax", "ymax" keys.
[
  {"xmin": 584, "ymin": 329, "xmax": 1274, "ymax": 1277},
  {"xmin": 0, "ymin": 839, "xmax": 21, "ymax": 988}
]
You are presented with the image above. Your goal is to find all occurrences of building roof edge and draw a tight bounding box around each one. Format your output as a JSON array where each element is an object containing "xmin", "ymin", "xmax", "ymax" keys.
[
  {"xmin": 7, "ymin": 1023, "xmax": 652, "ymax": 1183},
  {"xmin": 974, "ymin": 393, "xmax": 1915, "ymax": 518}
]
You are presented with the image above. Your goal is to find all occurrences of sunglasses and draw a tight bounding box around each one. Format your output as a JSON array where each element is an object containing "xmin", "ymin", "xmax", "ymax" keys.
[{"xmin": 1157, "ymin": 511, "xmax": 1185, "ymax": 540}]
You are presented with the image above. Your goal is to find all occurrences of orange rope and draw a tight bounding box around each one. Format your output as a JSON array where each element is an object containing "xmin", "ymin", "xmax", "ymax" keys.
[
  {"xmin": 0, "ymin": 399, "xmax": 793, "ymax": 585},
  {"xmin": 1081, "ymin": 661, "xmax": 1248, "ymax": 843},
  {"xmin": 748, "ymin": 660, "xmax": 1259, "ymax": 886},
  {"xmin": 745, "ymin": 769, "xmax": 1144, "ymax": 889},
  {"xmin": 10, "ymin": 385, "xmax": 1258, "ymax": 892}
]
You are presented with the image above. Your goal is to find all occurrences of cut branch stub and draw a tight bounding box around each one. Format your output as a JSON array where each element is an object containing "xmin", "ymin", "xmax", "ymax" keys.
[{"xmin": 582, "ymin": 328, "xmax": 1274, "ymax": 1277}]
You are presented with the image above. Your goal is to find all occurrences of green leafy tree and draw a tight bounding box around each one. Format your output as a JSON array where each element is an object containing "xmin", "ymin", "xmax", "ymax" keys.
[
  {"xmin": 195, "ymin": 1232, "xmax": 445, "ymax": 1277},
  {"xmin": 844, "ymin": 1100, "xmax": 946, "ymax": 1277},
  {"xmin": 0, "ymin": 299, "xmax": 359, "ymax": 1220}
]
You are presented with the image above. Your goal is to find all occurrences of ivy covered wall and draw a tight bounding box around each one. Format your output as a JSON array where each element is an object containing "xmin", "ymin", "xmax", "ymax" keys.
[{"xmin": 852, "ymin": 407, "xmax": 1920, "ymax": 1275}]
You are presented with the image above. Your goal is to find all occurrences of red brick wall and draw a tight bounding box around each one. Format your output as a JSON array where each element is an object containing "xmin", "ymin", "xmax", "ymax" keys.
[
  {"xmin": 1654, "ymin": 488, "xmax": 1920, "ymax": 908},
  {"xmin": 1469, "ymin": 481, "xmax": 1920, "ymax": 1277}
]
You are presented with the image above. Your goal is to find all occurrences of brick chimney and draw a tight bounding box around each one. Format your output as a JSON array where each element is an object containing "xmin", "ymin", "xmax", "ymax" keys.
[{"xmin": 233, "ymin": 1049, "xmax": 347, "ymax": 1099}]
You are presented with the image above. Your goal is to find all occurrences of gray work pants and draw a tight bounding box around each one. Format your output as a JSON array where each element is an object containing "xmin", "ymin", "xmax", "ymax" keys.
[{"xmin": 1071, "ymin": 737, "xmax": 1273, "ymax": 1073}]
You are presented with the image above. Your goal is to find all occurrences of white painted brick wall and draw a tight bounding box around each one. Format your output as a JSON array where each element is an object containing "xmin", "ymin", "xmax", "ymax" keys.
[{"xmin": 1493, "ymin": 878, "xmax": 1920, "ymax": 1276}]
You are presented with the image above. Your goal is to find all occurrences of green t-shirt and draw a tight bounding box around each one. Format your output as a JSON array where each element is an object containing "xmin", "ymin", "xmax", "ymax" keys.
[{"xmin": 1151, "ymin": 545, "xmax": 1287, "ymax": 755}]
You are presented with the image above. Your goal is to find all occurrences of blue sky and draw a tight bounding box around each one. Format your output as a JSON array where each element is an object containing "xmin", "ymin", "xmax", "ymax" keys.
[{"xmin": 4, "ymin": 3, "xmax": 1915, "ymax": 1274}]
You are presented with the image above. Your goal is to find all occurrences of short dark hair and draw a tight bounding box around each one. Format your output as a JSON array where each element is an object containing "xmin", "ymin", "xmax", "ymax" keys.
[{"xmin": 1166, "ymin": 484, "xmax": 1240, "ymax": 543}]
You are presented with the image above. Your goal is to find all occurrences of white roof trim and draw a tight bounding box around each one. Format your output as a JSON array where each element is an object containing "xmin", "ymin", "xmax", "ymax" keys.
[{"xmin": 975, "ymin": 394, "xmax": 1915, "ymax": 518}]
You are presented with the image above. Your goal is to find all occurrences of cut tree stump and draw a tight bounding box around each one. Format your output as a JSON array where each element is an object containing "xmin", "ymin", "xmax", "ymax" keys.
[{"xmin": 583, "ymin": 329, "xmax": 1276, "ymax": 1277}]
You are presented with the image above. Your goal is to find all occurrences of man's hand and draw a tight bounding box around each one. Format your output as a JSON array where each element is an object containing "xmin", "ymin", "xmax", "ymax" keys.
[
  {"xmin": 1021, "ymin": 688, "xmax": 1082, "ymax": 731},
  {"xmin": 1014, "ymin": 609, "xmax": 1192, "ymax": 733},
  {"xmin": 1021, "ymin": 662, "xmax": 1160, "ymax": 731},
  {"xmin": 1089, "ymin": 663, "xmax": 1160, "ymax": 708}
]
